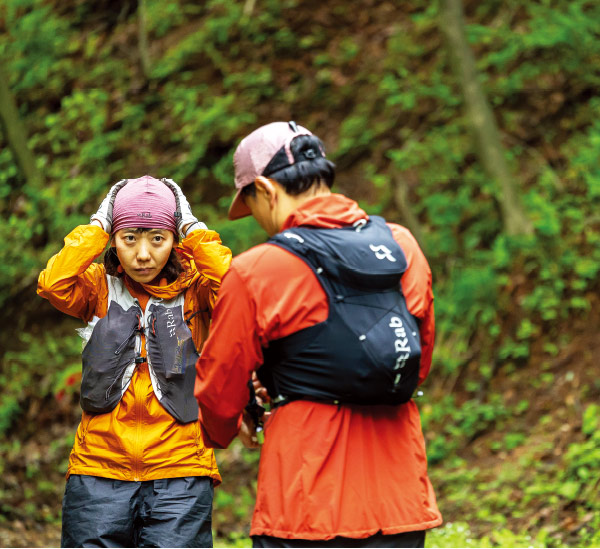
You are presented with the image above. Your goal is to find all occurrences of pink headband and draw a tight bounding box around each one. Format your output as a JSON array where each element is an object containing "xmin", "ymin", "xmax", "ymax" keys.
[{"xmin": 111, "ymin": 176, "xmax": 177, "ymax": 235}]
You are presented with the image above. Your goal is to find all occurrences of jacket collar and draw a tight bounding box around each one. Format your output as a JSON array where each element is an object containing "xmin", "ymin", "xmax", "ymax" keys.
[
  {"xmin": 281, "ymin": 193, "xmax": 369, "ymax": 231},
  {"xmin": 124, "ymin": 248, "xmax": 200, "ymax": 301}
]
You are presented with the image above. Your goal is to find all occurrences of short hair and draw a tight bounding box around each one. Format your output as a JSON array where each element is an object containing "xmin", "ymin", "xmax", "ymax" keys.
[
  {"xmin": 242, "ymin": 134, "xmax": 336, "ymax": 199},
  {"xmin": 104, "ymin": 229, "xmax": 184, "ymax": 283}
]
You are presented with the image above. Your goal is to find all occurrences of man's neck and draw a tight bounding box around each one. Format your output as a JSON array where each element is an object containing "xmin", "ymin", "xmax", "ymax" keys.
[{"xmin": 276, "ymin": 185, "xmax": 332, "ymax": 230}]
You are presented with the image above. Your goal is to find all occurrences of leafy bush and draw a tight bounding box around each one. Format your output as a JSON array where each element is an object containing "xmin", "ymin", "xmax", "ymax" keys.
[{"xmin": 1, "ymin": 0, "xmax": 600, "ymax": 545}]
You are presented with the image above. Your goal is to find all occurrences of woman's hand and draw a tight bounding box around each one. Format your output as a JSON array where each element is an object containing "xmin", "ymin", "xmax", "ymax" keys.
[
  {"xmin": 90, "ymin": 180, "xmax": 128, "ymax": 233},
  {"xmin": 161, "ymin": 178, "xmax": 207, "ymax": 238}
]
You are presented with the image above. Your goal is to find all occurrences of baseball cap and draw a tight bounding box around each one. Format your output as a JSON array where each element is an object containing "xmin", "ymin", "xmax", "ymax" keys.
[{"xmin": 228, "ymin": 121, "xmax": 313, "ymax": 220}]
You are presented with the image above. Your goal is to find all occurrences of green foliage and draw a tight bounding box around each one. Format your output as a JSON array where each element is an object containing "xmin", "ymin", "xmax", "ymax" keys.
[
  {"xmin": 1, "ymin": 0, "xmax": 600, "ymax": 545},
  {"xmin": 560, "ymin": 407, "xmax": 600, "ymax": 505},
  {"xmin": 422, "ymin": 393, "xmax": 511, "ymax": 464},
  {"xmin": 428, "ymin": 521, "xmax": 543, "ymax": 548},
  {"xmin": 0, "ymin": 0, "xmax": 70, "ymax": 90},
  {"xmin": 0, "ymin": 331, "xmax": 81, "ymax": 436}
]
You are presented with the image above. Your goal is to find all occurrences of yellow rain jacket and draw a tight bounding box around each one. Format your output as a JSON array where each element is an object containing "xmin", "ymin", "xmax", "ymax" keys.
[{"xmin": 38, "ymin": 224, "xmax": 232, "ymax": 483}]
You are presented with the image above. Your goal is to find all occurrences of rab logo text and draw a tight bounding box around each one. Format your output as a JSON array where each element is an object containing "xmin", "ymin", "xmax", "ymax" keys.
[
  {"xmin": 369, "ymin": 244, "xmax": 397, "ymax": 262},
  {"xmin": 389, "ymin": 316, "xmax": 411, "ymax": 385},
  {"xmin": 165, "ymin": 308, "xmax": 176, "ymax": 337},
  {"xmin": 137, "ymin": 212, "xmax": 152, "ymax": 219}
]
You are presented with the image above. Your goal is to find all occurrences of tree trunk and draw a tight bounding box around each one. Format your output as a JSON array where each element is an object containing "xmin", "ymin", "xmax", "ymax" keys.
[
  {"xmin": 441, "ymin": 0, "xmax": 532, "ymax": 236},
  {"xmin": 243, "ymin": 0, "xmax": 257, "ymax": 18},
  {"xmin": 0, "ymin": 63, "xmax": 42, "ymax": 187},
  {"xmin": 390, "ymin": 174, "xmax": 427, "ymax": 253},
  {"xmin": 138, "ymin": 0, "xmax": 152, "ymax": 78}
]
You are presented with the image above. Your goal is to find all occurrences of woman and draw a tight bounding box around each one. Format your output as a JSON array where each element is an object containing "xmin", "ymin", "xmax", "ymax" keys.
[{"xmin": 38, "ymin": 175, "xmax": 232, "ymax": 547}]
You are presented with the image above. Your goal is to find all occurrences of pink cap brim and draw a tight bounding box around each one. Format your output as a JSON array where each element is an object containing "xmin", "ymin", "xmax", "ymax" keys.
[{"xmin": 228, "ymin": 188, "xmax": 252, "ymax": 220}]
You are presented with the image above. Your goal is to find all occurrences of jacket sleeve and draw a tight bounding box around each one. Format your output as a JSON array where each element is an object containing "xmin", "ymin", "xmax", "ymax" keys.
[
  {"xmin": 388, "ymin": 224, "xmax": 435, "ymax": 384},
  {"xmin": 37, "ymin": 225, "xmax": 109, "ymax": 322},
  {"xmin": 194, "ymin": 266, "xmax": 263, "ymax": 449},
  {"xmin": 182, "ymin": 228, "xmax": 232, "ymax": 311}
]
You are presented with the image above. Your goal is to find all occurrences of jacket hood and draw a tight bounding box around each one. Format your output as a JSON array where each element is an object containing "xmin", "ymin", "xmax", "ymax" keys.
[{"xmin": 282, "ymin": 193, "xmax": 369, "ymax": 230}]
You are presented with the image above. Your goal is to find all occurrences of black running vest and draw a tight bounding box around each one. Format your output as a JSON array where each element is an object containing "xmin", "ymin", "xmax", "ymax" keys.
[
  {"xmin": 258, "ymin": 216, "xmax": 422, "ymax": 407},
  {"xmin": 79, "ymin": 276, "xmax": 199, "ymax": 423}
]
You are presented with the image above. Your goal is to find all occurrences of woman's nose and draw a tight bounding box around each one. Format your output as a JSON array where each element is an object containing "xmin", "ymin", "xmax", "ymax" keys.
[{"xmin": 136, "ymin": 241, "xmax": 151, "ymax": 261}]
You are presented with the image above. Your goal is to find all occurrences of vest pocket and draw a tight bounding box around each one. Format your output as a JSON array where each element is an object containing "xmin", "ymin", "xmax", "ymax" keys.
[{"xmin": 80, "ymin": 302, "xmax": 140, "ymax": 414}]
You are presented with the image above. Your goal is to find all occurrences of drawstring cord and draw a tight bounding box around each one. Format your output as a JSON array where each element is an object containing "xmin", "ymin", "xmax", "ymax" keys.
[
  {"xmin": 185, "ymin": 308, "xmax": 210, "ymax": 325},
  {"xmin": 114, "ymin": 314, "xmax": 142, "ymax": 355},
  {"xmin": 106, "ymin": 315, "xmax": 143, "ymax": 401}
]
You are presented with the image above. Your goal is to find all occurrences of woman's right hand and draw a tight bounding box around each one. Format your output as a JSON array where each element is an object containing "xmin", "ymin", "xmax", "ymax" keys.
[{"xmin": 90, "ymin": 179, "xmax": 128, "ymax": 233}]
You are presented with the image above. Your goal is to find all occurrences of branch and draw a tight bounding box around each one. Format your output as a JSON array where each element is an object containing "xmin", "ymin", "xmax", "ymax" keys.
[{"xmin": 0, "ymin": 62, "xmax": 42, "ymax": 187}]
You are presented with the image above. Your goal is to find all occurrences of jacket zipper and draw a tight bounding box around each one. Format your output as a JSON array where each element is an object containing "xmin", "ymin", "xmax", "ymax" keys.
[
  {"xmin": 126, "ymin": 303, "xmax": 145, "ymax": 482},
  {"xmin": 130, "ymin": 298, "xmax": 160, "ymax": 481},
  {"xmin": 132, "ymin": 361, "xmax": 144, "ymax": 482},
  {"xmin": 133, "ymin": 306, "xmax": 146, "ymax": 482}
]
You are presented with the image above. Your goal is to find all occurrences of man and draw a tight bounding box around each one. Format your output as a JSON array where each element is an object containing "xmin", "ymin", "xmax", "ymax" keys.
[{"xmin": 195, "ymin": 121, "xmax": 442, "ymax": 548}]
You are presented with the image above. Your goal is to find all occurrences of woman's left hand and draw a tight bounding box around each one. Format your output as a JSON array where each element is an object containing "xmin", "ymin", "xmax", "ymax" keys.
[{"xmin": 161, "ymin": 178, "xmax": 207, "ymax": 238}]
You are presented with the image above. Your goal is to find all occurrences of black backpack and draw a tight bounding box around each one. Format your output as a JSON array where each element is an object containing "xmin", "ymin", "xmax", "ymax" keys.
[{"xmin": 258, "ymin": 215, "xmax": 422, "ymax": 407}]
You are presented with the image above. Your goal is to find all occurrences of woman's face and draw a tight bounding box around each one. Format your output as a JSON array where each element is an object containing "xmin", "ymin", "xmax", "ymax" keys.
[{"xmin": 113, "ymin": 228, "xmax": 175, "ymax": 284}]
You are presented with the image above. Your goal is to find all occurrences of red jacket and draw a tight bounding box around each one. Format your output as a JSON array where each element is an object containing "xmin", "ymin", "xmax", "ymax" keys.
[{"xmin": 195, "ymin": 194, "xmax": 442, "ymax": 539}]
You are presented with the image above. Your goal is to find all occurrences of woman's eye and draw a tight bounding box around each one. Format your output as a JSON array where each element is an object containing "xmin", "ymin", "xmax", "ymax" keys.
[{"xmin": 153, "ymin": 236, "xmax": 164, "ymax": 243}]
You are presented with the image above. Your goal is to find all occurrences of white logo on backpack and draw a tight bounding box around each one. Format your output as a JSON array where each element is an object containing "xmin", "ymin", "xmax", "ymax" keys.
[
  {"xmin": 369, "ymin": 244, "xmax": 397, "ymax": 262},
  {"xmin": 389, "ymin": 316, "xmax": 411, "ymax": 372}
]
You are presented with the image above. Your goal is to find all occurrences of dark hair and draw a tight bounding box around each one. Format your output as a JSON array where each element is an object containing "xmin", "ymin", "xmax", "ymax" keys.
[
  {"xmin": 250, "ymin": 134, "xmax": 336, "ymax": 197},
  {"xmin": 104, "ymin": 229, "xmax": 184, "ymax": 283}
]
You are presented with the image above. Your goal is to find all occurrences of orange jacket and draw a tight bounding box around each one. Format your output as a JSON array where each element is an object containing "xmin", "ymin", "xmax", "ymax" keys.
[
  {"xmin": 38, "ymin": 224, "xmax": 231, "ymax": 483},
  {"xmin": 195, "ymin": 194, "xmax": 442, "ymax": 539}
]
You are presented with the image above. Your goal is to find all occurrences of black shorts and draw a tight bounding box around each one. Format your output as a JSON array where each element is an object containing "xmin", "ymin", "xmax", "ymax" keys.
[{"xmin": 252, "ymin": 530, "xmax": 426, "ymax": 548}]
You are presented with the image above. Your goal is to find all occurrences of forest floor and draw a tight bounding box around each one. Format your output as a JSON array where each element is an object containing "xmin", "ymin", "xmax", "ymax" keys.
[
  {"xmin": 426, "ymin": 295, "xmax": 600, "ymax": 547},
  {"xmin": 0, "ymin": 521, "xmax": 60, "ymax": 548}
]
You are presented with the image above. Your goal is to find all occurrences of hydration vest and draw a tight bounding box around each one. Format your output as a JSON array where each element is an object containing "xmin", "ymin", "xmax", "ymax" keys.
[
  {"xmin": 79, "ymin": 276, "xmax": 199, "ymax": 423},
  {"xmin": 259, "ymin": 216, "xmax": 422, "ymax": 407}
]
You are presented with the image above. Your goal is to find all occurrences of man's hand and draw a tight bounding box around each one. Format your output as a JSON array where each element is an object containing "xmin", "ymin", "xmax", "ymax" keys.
[
  {"xmin": 252, "ymin": 371, "xmax": 270, "ymax": 404},
  {"xmin": 239, "ymin": 411, "xmax": 261, "ymax": 449}
]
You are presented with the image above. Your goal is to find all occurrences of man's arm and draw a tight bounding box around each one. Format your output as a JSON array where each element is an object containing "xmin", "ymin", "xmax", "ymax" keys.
[
  {"xmin": 416, "ymin": 288, "xmax": 434, "ymax": 384},
  {"xmin": 194, "ymin": 266, "xmax": 263, "ymax": 448}
]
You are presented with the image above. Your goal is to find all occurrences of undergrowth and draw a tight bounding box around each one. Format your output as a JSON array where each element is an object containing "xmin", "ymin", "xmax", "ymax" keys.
[{"xmin": 1, "ymin": 0, "xmax": 600, "ymax": 546}]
